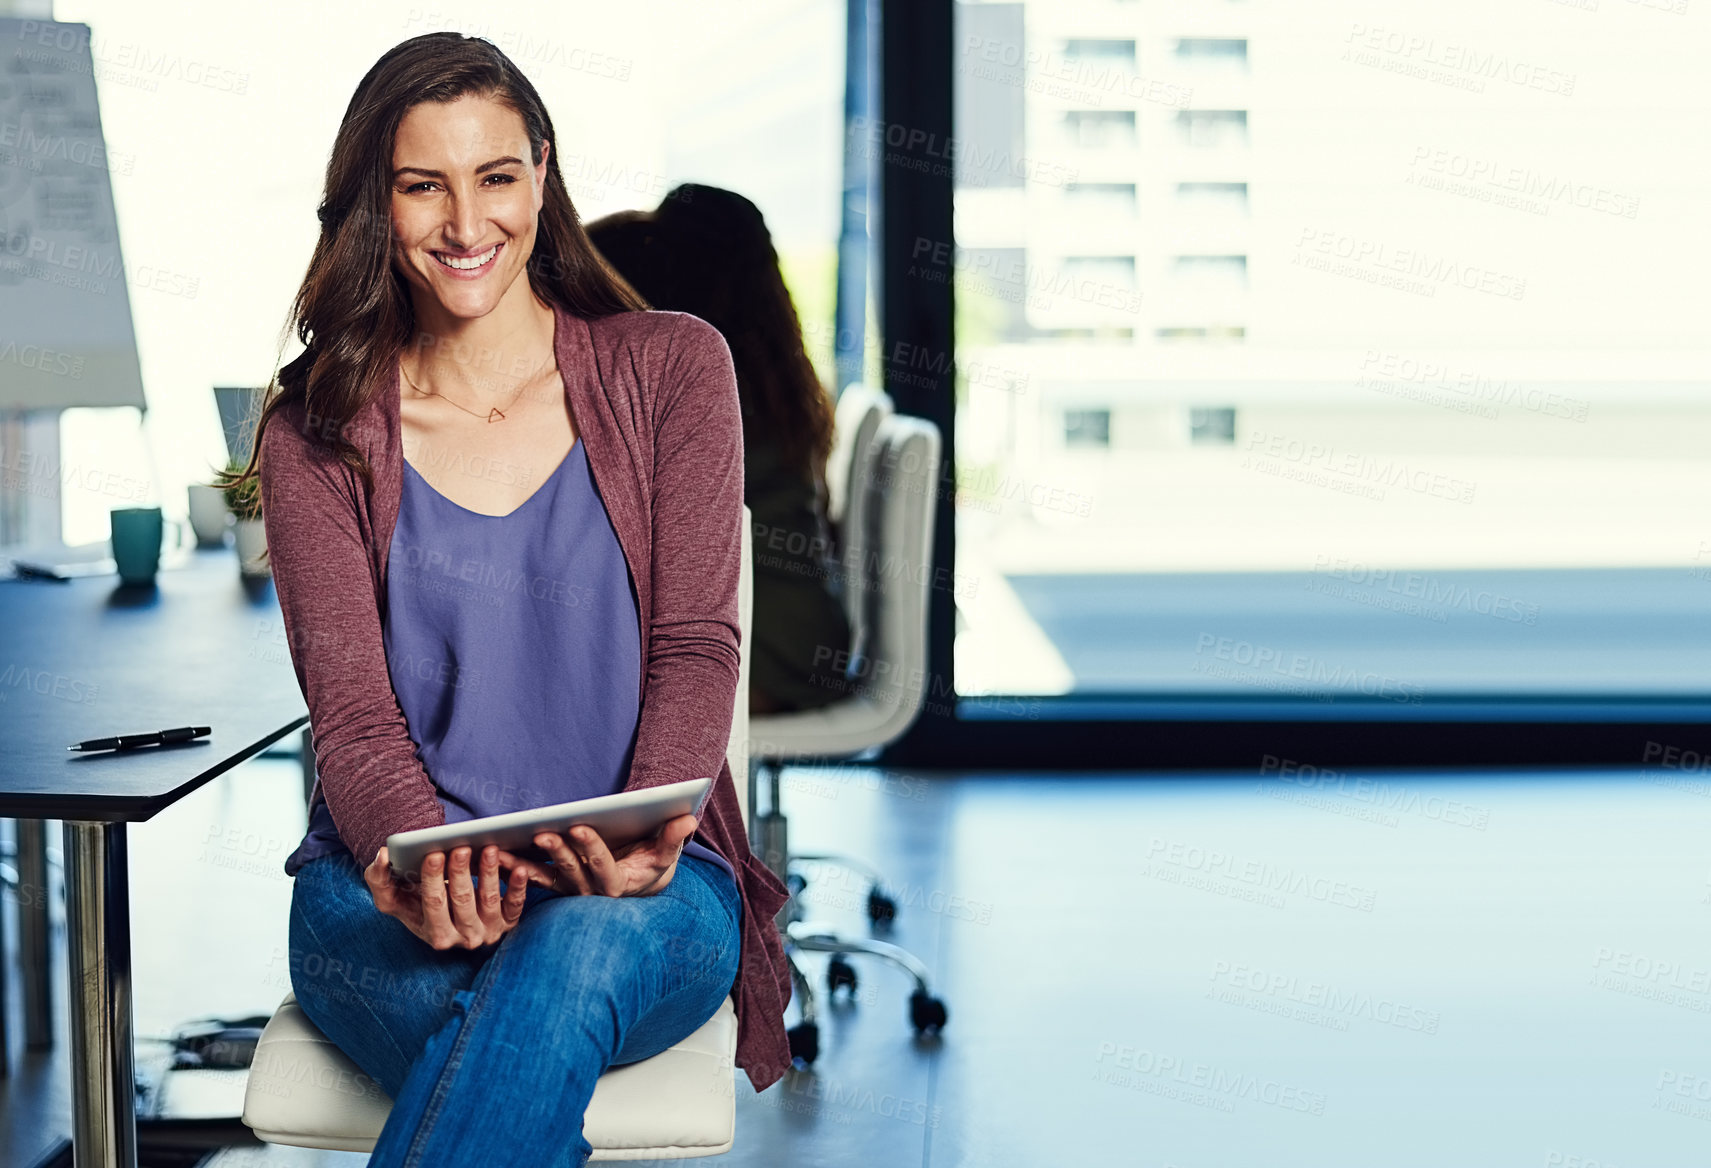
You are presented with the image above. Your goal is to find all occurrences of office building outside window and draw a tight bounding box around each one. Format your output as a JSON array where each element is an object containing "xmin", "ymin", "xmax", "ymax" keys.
[{"xmin": 952, "ymin": 0, "xmax": 1711, "ymax": 704}]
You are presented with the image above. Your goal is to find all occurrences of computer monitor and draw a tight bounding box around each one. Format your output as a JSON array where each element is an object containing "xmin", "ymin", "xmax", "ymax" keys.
[{"xmin": 213, "ymin": 386, "xmax": 265, "ymax": 466}]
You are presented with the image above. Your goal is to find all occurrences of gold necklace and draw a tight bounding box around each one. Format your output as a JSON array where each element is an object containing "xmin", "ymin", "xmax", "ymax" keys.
[{"xmin": 400, "ymin": 359, "xmax": 536, "ymax": 424}]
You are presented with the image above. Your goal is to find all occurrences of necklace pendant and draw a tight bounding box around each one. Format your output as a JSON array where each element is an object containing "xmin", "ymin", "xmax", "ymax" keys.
[{"xmin": 487, "ymin": 408, "xmax": 505, "ymax": 423}]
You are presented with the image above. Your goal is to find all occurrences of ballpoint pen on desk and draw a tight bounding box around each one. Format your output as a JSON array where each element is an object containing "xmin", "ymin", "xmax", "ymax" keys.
[
  {"xmin": 68, "ymin": 726, "xmax": 212, "ymax": 752},
  {"xmin": 10, "ymin": 561, "xmax": 71, "ymax": 583}
]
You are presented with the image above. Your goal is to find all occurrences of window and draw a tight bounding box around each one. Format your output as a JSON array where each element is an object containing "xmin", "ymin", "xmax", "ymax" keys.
[
  {"xmin": 1176, "ymin": 181, "xmax": 1250, "ymax": 215},
  {"xmin": 1173, "ymin": 38, "xmax": 1248, "ymax": 67},
  {"xmin": 1171, "ymin": 255, "xmax": 1248, "ymax": 288},
  {"xmin": 1060, "ymin": 255, "xmax": 1137, "ymax": 289},
  {"xmin": 1064, "ymin": 182, "xmax": 1138, "ymax": 217},
  {"xmin": 1063, "ymin": 38, "xmax": 1136, "ymax": 67},
  {"xmin": 1063, "ymin": 110, "xmax": 1136, "ymax": 150},
  {"xmin": 1064, "ymin": 408, "xmax": 1111, "ymax": 448},
  {"xmin": 1174, "ymin": 109, "xmax": 1248, "ymax": 150},
  {"xmin": 1189, "ymin": 407, "xmax": 1237, "ymax": 445},
  {"xmin": 950, "ymin": 0, "xmax": 1711, "ymax": 713}
]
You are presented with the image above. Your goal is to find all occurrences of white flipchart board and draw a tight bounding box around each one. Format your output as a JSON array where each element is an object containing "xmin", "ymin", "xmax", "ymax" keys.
[{"xmin": 0, "ymin": 17, "xmax": 145, "ymax": 411}]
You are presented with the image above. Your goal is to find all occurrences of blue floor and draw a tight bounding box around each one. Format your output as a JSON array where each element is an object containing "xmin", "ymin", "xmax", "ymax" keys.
[
  {"xmin": 932, "ymin": 768, "xmax": 1711, "ymax": 1166},
  {"xmin": 8, "ymin": 760, "xmax": 1711, "ymax": 1166}
]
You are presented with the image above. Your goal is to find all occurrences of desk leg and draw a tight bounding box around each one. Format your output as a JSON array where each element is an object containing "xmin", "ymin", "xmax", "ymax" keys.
[
  {"xmin": 61, "ymin": 821, "xmax": 136, "ymax": 1168},
  {"xmin": 301, "ymin": 727, "xmax": 316, "ymax": 807},
  {"xmin": 18, "ymin": 818, "xmax": 53, "ymax": 1050}
]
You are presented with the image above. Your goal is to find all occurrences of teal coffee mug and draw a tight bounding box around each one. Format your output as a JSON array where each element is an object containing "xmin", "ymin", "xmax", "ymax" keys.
[{"xmin": 110, "ymin": 506, "xmax": 164, "ymax": 585}]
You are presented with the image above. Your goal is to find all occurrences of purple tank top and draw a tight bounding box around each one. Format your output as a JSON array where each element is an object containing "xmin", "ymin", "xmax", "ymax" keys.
[{"xmin": 284, "ymin": 437, "xmax": 733, "ymax": 883}]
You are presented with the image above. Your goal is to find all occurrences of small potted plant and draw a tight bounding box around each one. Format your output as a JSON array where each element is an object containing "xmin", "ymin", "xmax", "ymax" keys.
[{"xmin": 221, "ymin": 458, "xmax": 268, "ymax": 577}]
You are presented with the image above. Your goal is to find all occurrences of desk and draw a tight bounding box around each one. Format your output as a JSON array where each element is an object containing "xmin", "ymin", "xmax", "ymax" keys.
[{"xmin": 0, "ymin": 550, "xmax": 308, "ymax": 1168}]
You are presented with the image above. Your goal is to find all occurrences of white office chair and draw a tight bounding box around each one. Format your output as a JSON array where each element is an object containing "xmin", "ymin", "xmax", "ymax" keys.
[
  {"xmin": 749, "ymin": 414, "xmax": 948, "ymax": 1065},
  {"xmin": 823, "ymin": 385, "xmax": 892, "ymax": 672},
  {"xmin": 241, "ymin": 511, "xmax": 758, "ymax": 1160},
  {"xmin": 823, "ymin": 382, "xmax": 891, "ymax": 529}
]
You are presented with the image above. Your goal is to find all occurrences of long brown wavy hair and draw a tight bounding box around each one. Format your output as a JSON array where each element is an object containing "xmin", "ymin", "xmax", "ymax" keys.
[
  {"xmin": 226, "ymin": 32, "xmax": 645, "ymax": 492},
  {"xmin": 585, "ymin": 185, "xmax": 835, "ymax": 483}
]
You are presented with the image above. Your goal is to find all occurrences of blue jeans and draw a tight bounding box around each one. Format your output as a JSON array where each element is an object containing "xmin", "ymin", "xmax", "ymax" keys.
[{"xmin": 286, "ymin": 849, "xmax": 742, "ymax": 1167}]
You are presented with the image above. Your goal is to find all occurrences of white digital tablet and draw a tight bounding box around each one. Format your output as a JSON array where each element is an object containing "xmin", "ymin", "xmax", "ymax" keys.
[{"xmin": 385, "ymin": 777, "xmax": 714, "ymax": 880}]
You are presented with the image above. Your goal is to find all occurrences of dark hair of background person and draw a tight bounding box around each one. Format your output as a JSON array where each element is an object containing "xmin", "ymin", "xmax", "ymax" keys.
[
  {"xmin": 225, "ymin": 32, "xmax": 646, "ymax": 493},
  {"xmin": 585, "ymin": 185, "xmax": 836, "ymax": 484}
]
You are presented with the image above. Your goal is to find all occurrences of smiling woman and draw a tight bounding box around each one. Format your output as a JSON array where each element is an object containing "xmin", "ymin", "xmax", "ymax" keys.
[{"xmin": 218, "ymin": 30, "xmax": 794, "ymax": 1168}]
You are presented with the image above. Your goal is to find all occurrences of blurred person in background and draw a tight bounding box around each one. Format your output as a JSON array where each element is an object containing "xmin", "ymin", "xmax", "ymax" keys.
[{"xmin": 588, "ymin": 185, "xmax": 853, "ymax": 714}]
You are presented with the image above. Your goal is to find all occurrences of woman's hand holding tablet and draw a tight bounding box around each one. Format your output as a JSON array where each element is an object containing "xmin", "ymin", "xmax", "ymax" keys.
[
  {"xmin": 373, "ymin": 778, "xmax": 717, "ymax": 930},
  {"xmin": 496, "ymin": 812, "xmax": 700, "ymax": 899},
  {"xmin": 384, "ymin": 778, "xmax": 714, "ymax": 879},
  {"xmin": 364, "ymin": 842, "xmax": 533, "ymax": 951}
]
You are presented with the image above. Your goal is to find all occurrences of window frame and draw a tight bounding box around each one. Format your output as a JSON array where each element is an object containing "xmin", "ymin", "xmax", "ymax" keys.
[{"xmin": 874, "ymin": 0, "xmax": 1711, "ymax": 771}]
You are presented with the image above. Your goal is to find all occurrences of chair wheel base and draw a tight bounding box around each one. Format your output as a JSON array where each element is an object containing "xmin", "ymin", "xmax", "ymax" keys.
[
  {"xmin": 788, "ymin": 1021, "xmax": 820, "ymax": 1066},
  {"xmin": 827, "ymin": 955, "xmax": 858, "ymax": 997},
  {"xmin": 909, "ymin": 990, "xmax": 948, "ymax": 1035},
  {"xmin": 867, "ymin": 889, "xmax": 897, "ymax": 925}
]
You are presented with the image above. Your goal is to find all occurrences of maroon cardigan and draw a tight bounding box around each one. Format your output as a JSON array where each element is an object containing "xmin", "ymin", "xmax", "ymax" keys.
[{"xmin": 257, "ymin": 302, "xmax": 793, "ymax": 1091}]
